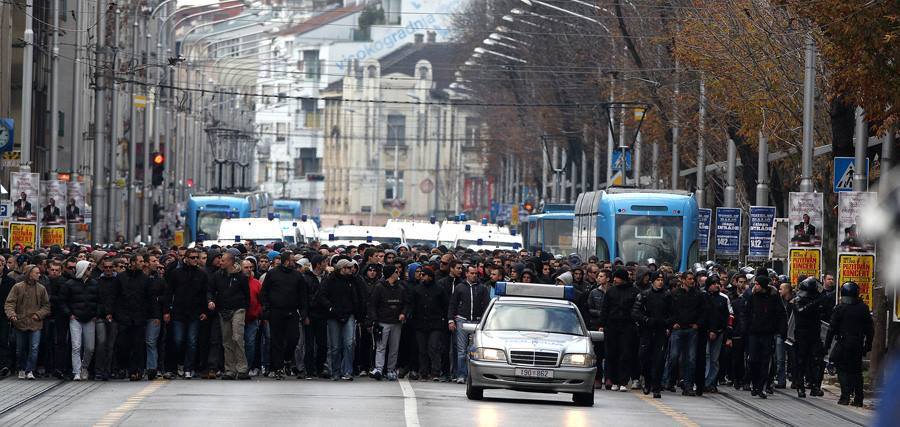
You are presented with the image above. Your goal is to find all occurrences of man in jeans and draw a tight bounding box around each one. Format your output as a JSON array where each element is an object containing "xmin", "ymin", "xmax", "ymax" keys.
[
  {"xmin": 448, "ymin": 265, "xmax": 490, "ymax": 384},
  {"xmin": 4, "ymin": 266, "xmax": 51, "ymax": 379},
  {"xmin": 61, "ymin": 260, "xmax": 99, "ymax": 381},
  {"xmin": 319, "ymin": 258, "xmax": 363, "ymax": 381},
  {"xmin": 95, "ymin": 258, "xmax": 118, "ymax": 381},
  {"xmin": 368, "ymin": 265, "xmax": 407, "ymax": 380},
  {"xmin": 664, "ymin": 271, "xmax": 706, "ymax": 396},
  {"xmin": 704, "ymin": 275, "xmax": 732, "ymax": 393},
  {"xmin": 165, "ymin": 248, "xmax": 209, "ymax": 380},
  {"xmin": 145, "ymin": 254, "xmax": 167, "ymax": 380},
  {"xmin": 208, "ymin": 251, "xmax": 250, "ymax": 380}
]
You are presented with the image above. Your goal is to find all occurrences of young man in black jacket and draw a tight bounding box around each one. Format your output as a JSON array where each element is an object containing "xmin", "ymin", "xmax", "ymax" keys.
[
  {"xmin": 664, "ymin": 271, "xmax": 706, "ymax": 395},
  {"xmin": 703, "ymin": 275, "xmax": 732, "ymax": 394},
  {"xmin": 632, "ymin": 271, "xmax": 673, "ymax": 398},
  {"xmin": 319, "ymin": 259, "xmax": 363, "ymax": 381},
  {"xmin": 260, "ymin": 252, "xmax": 308, "ymax": 380},
  {"xmin": 164, "ymin": 248, "xmax": 209, "ymax": 380},
  {"xmin": 447, "ymin": 265, "xmax": 490, "ymax": 384},
  {"xmin": 207, "ymin": 251, "xmax": 250, "ymax": 380},
  {"xmin": 368, "ymin": 265, "xmax": 407, "ymax": 381},
  {"xmin": 741, "ymin": 275, "xmax": 787, "ymax": 399},
  {"xmin": 113, "ymin": 254, "xmax": 151, "ymax": 381},
  {"xmin": 303, "ymin": 255, "xmax": 329, "ymax": 378},
  {"xmin": 94, "ymin": 258, "xmax": 118, "ymax": 381},
  {"xmin": 600, "ymin": 268, "xmax": 640, "ymax": 392},
  {"xmin": 408, "ymin": 268, "xmax": 448, "ymax": 381},
  {"xmin": 61, "ymin": 260, "xmax": 99, "ymax": 381}
]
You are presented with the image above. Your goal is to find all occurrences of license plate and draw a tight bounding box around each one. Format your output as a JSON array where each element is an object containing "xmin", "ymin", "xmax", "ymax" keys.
[{"xmin": 515, "ymin": 368, "xmax": 554, "ymax": 379}]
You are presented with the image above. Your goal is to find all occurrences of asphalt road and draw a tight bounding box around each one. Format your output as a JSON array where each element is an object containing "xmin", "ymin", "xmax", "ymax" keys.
[{"xmin": 0, "ymin": 377, "xmax": 873, "ymax": 427}]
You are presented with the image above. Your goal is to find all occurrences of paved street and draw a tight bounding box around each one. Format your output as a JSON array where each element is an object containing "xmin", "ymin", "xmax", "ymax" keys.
[{"xmin": 0, "ymin": 377, "xmax": 872, "ymax": 426}]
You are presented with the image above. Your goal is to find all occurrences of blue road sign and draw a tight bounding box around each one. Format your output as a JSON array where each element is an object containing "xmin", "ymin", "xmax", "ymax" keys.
[
  {"xmin": 834, "ymin": 157, "xmax": 869, "ymax": 192},
  {"xmin": 715, "ymin": 207, "xmax": 742, "ymax": 259},
  {"xmin": 748, "ymin": 206, "xmax": 776, "ymax": 260},
  {"xmin": 698, "ymin": 208, "xmax": 712, "ymax": 253},
  {"xmin": 611, "ymin": 149, "xmax": 633, "ymax": 173}
]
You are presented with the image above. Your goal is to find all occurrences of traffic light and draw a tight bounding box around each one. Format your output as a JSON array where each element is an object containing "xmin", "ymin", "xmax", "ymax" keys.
[
  {"xmin": 523, "ymin": 201, "xmax": 534, "ymax": 213},
  {"xmin": 152, "ymin": 152, "xmax": 164, "ymax": 186}
]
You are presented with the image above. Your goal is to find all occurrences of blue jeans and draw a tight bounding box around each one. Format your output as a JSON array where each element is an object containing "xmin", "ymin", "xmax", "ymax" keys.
[
  {"xmin": 15, "ymin": 329, "xmax": 41, "ymax": 372},
  {"xmin": 146, "ymin": 319, "xmax": 162, "ymax": 370},
  {"xmin": 775, "ymin": 335, "xmax": 786, "ymax": 385},
  {"xmin": 455, "ymin": 320, "xmax": 477, "ymax": 379},
  {"xmin": 244, "ymin": 319, "xmax": 259, "ymax": 369},
  {"xmin": 326, "ymin": 316, "xmax": 355, "ymax": 378},
  {"xmin": 172, "ymin": 319, "xmax": 200, "ymax": 372},
  {"xmin": 664, "ymin": 328, "xmax": 697, "ymax": 390},
  {"xmin": 705, "ymin": 332, "xmax": 725, "ymax": 388}
]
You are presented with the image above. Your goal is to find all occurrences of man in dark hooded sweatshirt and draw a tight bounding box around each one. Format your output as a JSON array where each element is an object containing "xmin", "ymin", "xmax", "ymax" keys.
[
  {"xmin": 600, "ymin": 268, "xmax": 639, "ymax": 392},
  {"xmin": 113, "ymin": 254, "xmax": 151, "ymax": 381}
]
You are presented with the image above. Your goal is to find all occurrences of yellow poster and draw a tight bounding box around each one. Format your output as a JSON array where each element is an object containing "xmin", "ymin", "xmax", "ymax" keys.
[
  {"xmin": 8, "ymin": 222, "xmax": 37, "ymax": 249},
  {"xmin": 789, "ymin": 248, "xmax": 821, "ymax": 285},
  {"xmin": 174, "ymin": 230, "xmax": 185, "ymax": 248},
  {"xmin": 40, "ymin": 226, "xmax": 66, "ymax": 248},
  {"xmin": 894, "ymin": 291, "xmax": 900, "ymax": 322},
  {"xmin": 837, "ymin": 253, "xmax": 875, "ymax": 310}
]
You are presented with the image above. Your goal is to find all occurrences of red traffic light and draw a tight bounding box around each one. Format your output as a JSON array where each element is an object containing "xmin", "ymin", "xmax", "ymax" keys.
[
  {"xmin": 152, "ymin": 153, "xmax": 165, "ymax": 165},
  {"xmin": 523, "ymin": 202, "xmax": 534, "ymax": 213},
  {"xmin": 186, "ymin": 178, "xmax": 194, "ymax": 188}
]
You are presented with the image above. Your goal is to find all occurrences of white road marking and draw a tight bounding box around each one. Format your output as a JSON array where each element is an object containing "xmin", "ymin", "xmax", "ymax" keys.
[{"xmin": 399, "ymin": 378, "xmax": 421, "ymax": 427}]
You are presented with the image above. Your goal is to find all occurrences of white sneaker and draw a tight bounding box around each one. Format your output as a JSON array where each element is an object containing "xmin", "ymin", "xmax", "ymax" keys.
[
  {"xmin": 184, "ymin": 371, "xmax": 193, "ymax": 379},
  {"xmin": 631, "ymin": 379, "xmax": 641, "ymax": 390},
  {"xmin": 456, "ymin": 377, "xmax": 466, "ymax": 384},
  {"xmin": 26, "ymin": 371, "xmax": 35, "ymax": 380},
  {"xmin": 619, "ymin": 384, "xmax": 628, "ymax": 392},
  {"xmin": 73, "ymin": 374, "xmax": 81, "ymax": 381},
  {"xmin": 248, "ymin": 368, "xmax": 259, "ymax": 377},
  {"xmin": 18, "ymin": 370, "xmax": 25, "ymax": 380},
  {"xmin": 610, "ymin": 385, "xmax": 619, "ymax": 391},
  {"xmin": 81, "ymin": 368, "xmax": 89, "ymax": 380}
]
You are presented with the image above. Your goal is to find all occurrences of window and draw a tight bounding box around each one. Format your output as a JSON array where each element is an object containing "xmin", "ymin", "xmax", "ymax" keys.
[
  {"xmin": 302, "ymin": 98, "xmax": 320, "ymax": 128},
  {"xmin": 296, "ymin": 147, "xmax": 320, "ymax": 175},
  {"xmin": 386, "ymin": 114, "xmax": 405, "ymax": 146},
  {"xmin": 385, "ymin": 170, "xmax": 404, "ymax": 199},
  {"xmin": 302, "ymin": 50, "xmax": 320, "ymax": 81},
  {"xmin": 465, "ymin": 117, "xmax": 481, "ymax": 147},
  {"xmin": 384, "ymin": 0, "xmax": 402, "ymax": 25}
]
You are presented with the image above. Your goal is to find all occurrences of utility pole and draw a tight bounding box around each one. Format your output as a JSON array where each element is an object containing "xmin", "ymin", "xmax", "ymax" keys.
[
  {"xmin": 696, "ymin": 77, "xmax": 706, "ymax": 207},
  {"xmin": 49, "ymin": 0, "xmax": 60, "ymax": 174},
  {"xmin": 128, "ymin": 19, "xmax": 138, "ymax": 242},
  {"xmin": 92, "ymin": 0, "xmax": 108, "ymax": 244},
  {"xmin": 606, "ymin": 77, "xmax": 614, "ymax": 188},
  {"xmin": 633, "ymin": 130, "xmax": 642, "ymax": 188},
  {"xmin": 671, "ymin": 60, "xmax": 680, "ymax": 190},
  {"xmin": 756, "ymin": 132, "xmax": 769, "ymax": 205},
  {"xmin": 20, "ymin": 0, "xmax": 34, "ymax": 168},
  {"xmin": 592, "ymin": 135, "xmax": 599, "ymax": 191},
  {"xmin": 71, "ymin": 0, "xmax": 85, "ymax": 178},
  {"xmin": 142, "ymin": 16, "xmax": 152, "ymax": 243},
  {"xmin": 725, "ymin": 138, "xmax": 736, "ymax": 207},
  {"xmin": 853, "ymin": 107, "xmax": 868, "ymax": 191},
  {"xmin": 651, "ymin": 142, "xmax": 659, "ymax": 189},
  {"xmin": 107, "ymin": 9, "xmax": 120, "ymax": 241},
  {"xmin": 799, "ymin": 34, "xmax": 816, "ymax": 193},
  {"xmin": 880, "ymin": 125, "xmax": 896, "ymax": 195}
]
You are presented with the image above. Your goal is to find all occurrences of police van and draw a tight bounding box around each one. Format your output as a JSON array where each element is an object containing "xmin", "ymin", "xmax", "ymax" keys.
[{"xmin": 463, "ymin": 283, "xmax": 602, "ymax": 406}]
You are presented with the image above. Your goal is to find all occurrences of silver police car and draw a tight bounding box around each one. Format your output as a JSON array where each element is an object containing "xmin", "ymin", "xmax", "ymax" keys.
[{"xmin": 462, "ymin": 283, "xmax": 602, "ymax": 406}]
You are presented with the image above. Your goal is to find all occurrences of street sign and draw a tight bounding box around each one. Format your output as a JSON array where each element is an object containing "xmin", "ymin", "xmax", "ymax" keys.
[
  {"xmin": 698, "ymin": 208, "xmax": 712, "ymax": 253},
  {"xmin": 419, "ymin": 178, "xmax": 434, "ymax": 194},
  {"xmin": 0, "ymin": 201, "xmax": 10, "ymax": 218},
  {"xmin": 390, "ymin": 208, "xmax": 401, "ymax": 219},
  {"xmin": 0, "ymin": 119, "xmax": 14, "ymax": 153},
  {"xmin": 715, "ymin": 207, "xmax": 742, "ymax": 259},
  {"xmin": 833, "ymin": 157, "xmax": 869, "ymax": 192},
  {"xmin": 748, "ymin": 206, "xmax": 776, "ymax": 261},
  {"xmin": 611, "ymin": 149, "xmax": 633, "ymax": 173}
]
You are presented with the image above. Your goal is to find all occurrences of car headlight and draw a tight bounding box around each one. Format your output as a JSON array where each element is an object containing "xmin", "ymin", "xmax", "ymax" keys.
[
  {"xmin": 472, "ymin": 347, "xmax": 507, "ymax": 362},
  {"xmin": 561, "ymin": 353, "xmax": 595, "ymax": 367}
]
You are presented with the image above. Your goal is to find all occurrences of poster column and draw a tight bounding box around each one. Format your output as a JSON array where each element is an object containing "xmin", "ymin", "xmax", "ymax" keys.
[
  {"xmin": 748, "ymin": 206, "xmax": 776, "ymax": 263},
  {"xmin": 788, "ymin": 192, "xmax": 824, "ymax": 284},
  {"xmin": 715, "ymin": 207, "xmax": 742, "ymax": 261},
  {"xmin": 39, "ymin": 180, "xmax": 66, "ymax": 247}
]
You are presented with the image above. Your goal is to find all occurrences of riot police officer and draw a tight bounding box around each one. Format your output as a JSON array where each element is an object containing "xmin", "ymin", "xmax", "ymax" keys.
[
  {"xmin": 825, "ymin": 282, "xmax": 874, "ymax": 407},
  {"xmin": 790, "ymin": 277, "xmax": 827, "ymax": 398}
]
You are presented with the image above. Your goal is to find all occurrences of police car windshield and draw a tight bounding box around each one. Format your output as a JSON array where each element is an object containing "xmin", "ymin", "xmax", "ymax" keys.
[{"xmin": 483, "ymin": 304, "xmax": 583, "ymax": 335}]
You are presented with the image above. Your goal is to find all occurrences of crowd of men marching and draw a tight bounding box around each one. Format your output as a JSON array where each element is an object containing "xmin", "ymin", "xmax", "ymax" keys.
[{"xmin": 0, "ymin": 241, "xmax": 874, "ymax": 407}]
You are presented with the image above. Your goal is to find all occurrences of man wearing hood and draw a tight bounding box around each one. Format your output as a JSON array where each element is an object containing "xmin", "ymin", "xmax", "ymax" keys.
[
  {"xmin": 408, "ymin": 268, "xmax": 448, "ymax": 381},
  {"xmin": 741, "ymin": 275, "xmax": 787, "ymax": 399},
  {"xmin": 319, "ymin": 258, "xmax": 363, "ymax": 381},
  {"xmin": 368, "ymin": 265, "xmax": 407, "ymax": 381},
  {"xmin": 600, "ymin": 268, "xmax": 640, "ymax": 392},
  {"xmin": 632, "ymin": 271, "xmax": 673, "ymax": 398},
  {"xmin": 113, "ymin": 254, "xmax": 152, "ymax": 381},
  {"xmin": 5, "ymin": 265, "xmax": 50, "ymax": 379},
  {"xmin": 825, "ymin": 282, "xmax": 873, "ymax": 406},
  {"xmin": 61, "ymin": 260, "xmax": 99, "ymax": 381},
  {"xmin": 260, "ymin": 251, "xmax": 307, "ymax": 380}
]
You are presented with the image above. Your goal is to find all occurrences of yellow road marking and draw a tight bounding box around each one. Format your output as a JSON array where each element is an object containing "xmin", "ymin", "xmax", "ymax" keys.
[
  {"xmin": 634, "ymin": 391, "xmax": 701, "ymax": 427},
  {"xmin": 93, "ymin": 380, "xmax": 166, "ymax": 427}
]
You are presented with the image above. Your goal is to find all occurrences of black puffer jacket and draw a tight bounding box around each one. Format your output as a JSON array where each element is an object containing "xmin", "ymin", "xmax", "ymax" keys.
[
  {"xmin": 208, "ymin": 268, "xmax": 250, "ymax": 311},
  {"xmin": 147, "ymin": 274, "xmax": 167, "ymax": 320},
  {"xmin": 96, "ymin": 274, "xmax": 118, "ymax": 318},
  {"xmin": 113, "ymin": 269, "xmax": 151, "ymax": 325},
  {"xmin": 600, "ymin": 282, "xmax": 640, "ymax": 326},
  {"xmin": 587, "ymin": 286, "xmax": 605, "ymax": 330},
  {"xmin": 260, "ymin": 266, "xmax": 308, "ymax": 319},
  {"xmin": 670, "ymin": 286, "xmax": 707, "ymax": 328},
  {"xmin": 165, "ymin": 265, "xmax": 208, "ymax": 321},
  {"xmin": 631, "ymin": 286, "xmax": 674, "ymax": 330},
  {"xmin": 45, "ymin": 275, "xmax": 69, "ymax": 319},
  {"xmin": 741, "ymin": 285, "xmax": 786, "ymax": 337},
  {"xmin": 368, "ymin": 280, "xmax": 407, "ymax": 324},
  {"xmin": 304, "ymin": 270, "xmax": 329, "ymax": 319},
  {"xmin": 705, "ymin": 291, "xmax": 731, "ymax": 335},
  {"xmin": 318, "ymin": 273, "xmax": 362, "ymax": 321},
  {"xmin": 60, "ymin": 277, "xmax": 100, "ymax": 322},
  {"xmin": 408, "ymin": 279, "xmax": 449, "ymax": 330}
]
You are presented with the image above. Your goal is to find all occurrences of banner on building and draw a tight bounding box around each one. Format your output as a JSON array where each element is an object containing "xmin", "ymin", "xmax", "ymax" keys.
[
  {"xmin": 8, "ymin": 222, "xmax": 37, "ymax": 249},
  {"xmin": 715, "ymin": 207, "xmax": 742, "ymax": 259},
  {"xmin": 698, "ymin": 208, "xmax": 712, "ymax": 254},
  {"xmin": 65, "ymin": 181, "xmax": 86, "ymax": 224},
  {"xmin": 837, "ymin": 192, "xmax": 876, "ymax": 254},
  {"xmin": 40, "ymin": 226, "xmax": 66, "ymax": 248},
  {"xmin": 748, "ymin": 206, "xmax": 776, "ymax": 261},
  {"xmin": 788, "ymin": 192, "xmax": 823, "ymax": 248},
  {"xmin": 10, "ymin": 172, "xmax": 39, "ymax": 222},
  {"xmin": 39, "ymin": 180, "xmax": 67, "ymax": 226},
  {"xmin": 837, "ymin": 253, "xmax": 875, "ymax": 310},
  {"xmin": 789, "ymin": 248, "xmax": 822, "ymax": 285}
]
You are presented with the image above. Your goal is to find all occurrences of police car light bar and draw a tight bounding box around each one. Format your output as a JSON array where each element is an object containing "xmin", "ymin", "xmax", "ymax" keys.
[{"xmin": 494, "ymin": 282, "xmax": 575, "ymax": 301}]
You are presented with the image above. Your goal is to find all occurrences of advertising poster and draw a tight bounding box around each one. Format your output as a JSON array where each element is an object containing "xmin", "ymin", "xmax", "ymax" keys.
[
  {"xmin": 837, "ymin": 253, "xmax": 875, "ymax": 310},
  {"xmin": 10, "ymin": 172, "xmax": 39, "ymax": 222},
  {"xmin": 748, "ymin": 206, "xmax": 776, "ymax": 261},
  {"xmin": 769, "ymin": 218, "xmax": 790, "ymax": 260},
  {"xmin": 8, "ymin": 222, "xmax": 37, "ymax": 249},
  {"xmin": 894, "ymin": 291, "xmax": 900, "ymax": 323},
  {"xmin": 715, "ymin": 207, "xmax": 742, "ymax": 259},
  {"xmin": 39, "ymin": 180, "xmax": 67, "ymax": 226},
  {"xmin": 788, "ymin": 192, "xmax": 823, "ymax": 248},
  {"xmin": 837, "ymin": 192, "xmax": 876, "ymax": 253},
  {"xmin": 40, "ymin": 226, "xmax": 66, "ymax": 248},
  {"xmin": 789, "ymin": 248, "xmax": 822, "ymax": 285},
  {"xmin": 698, "ymin": 208, "xmax": 712, "ymax": 254},
  {"xmin": 66, "ymin": 181, "xmax": 86, "ymax": 223}
]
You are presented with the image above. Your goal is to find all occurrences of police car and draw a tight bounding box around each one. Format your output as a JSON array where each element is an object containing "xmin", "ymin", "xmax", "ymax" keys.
[{"xmin": 463, "ymin": 282, "xmax": 602, "ymax": 406}]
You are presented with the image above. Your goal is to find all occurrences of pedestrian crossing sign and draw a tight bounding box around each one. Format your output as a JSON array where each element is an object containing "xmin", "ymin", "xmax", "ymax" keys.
[{"xmin": 833, "ymin": 157, "xmax": 868, "ymax": 192}]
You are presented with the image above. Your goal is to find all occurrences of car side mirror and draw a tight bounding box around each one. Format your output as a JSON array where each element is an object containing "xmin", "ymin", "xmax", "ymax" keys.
[
  {"xmin": 461, "ymin": 323, "xmax": 477, "ymax": 334},
  {"xmin": 589, "ymin": 331, "xmax": 604, "ymax": 342}
]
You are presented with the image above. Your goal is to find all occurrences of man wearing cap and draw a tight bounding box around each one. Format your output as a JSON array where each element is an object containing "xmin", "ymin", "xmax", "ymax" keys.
[
  {"xmin": 368, "ymin": 265, "xmax": 407, "ymax": 381},
  {"xmin": 260, "ymin": 252, "xmax": 308, "ymax": 380},
  {"xmin": 319, "ymin": 258, "xmax": 363, "ymax": 381},
  {"xmin": 600, "ymin": 268, "xmax": 640, "ymax": 392},
  {"xmin": 408, "ymin": 268, "xmax": 448, "ymax": 381}
]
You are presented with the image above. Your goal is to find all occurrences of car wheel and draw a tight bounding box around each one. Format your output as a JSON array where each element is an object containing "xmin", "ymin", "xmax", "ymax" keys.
[
  {"xmin": 466, "ymin": 375, "xmax": 483, "ymax": 400},
  {"xmin": 573, "ymin": 390, "xmax": 594, "ymax": 407}
]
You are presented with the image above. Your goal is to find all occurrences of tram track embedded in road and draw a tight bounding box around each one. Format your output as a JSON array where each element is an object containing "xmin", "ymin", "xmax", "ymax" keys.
[
  {"xmin": 716, "ymin": 390, "xmax": 799, "ymax": 427},
  {"xmin": 772, "ymin": 389, "xmax": 867, "ymax": 427},
  {"xmin": 0, "ymin": 380, "xmax": 65, "ymax": 418}
]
